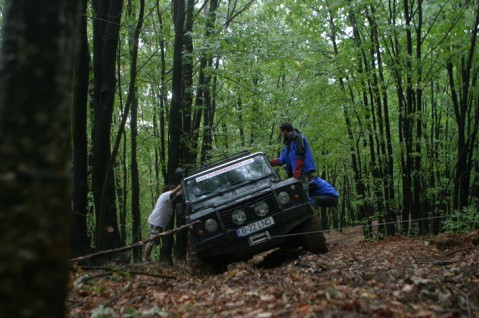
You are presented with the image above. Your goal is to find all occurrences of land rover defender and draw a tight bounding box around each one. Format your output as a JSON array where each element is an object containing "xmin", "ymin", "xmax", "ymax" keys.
[{"xmin": 182, "ymin": 151, "xmax": 326, "ymax": 271}]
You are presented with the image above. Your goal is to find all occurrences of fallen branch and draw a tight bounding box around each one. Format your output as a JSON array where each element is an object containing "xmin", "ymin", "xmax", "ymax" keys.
[{"xmin": 70, "ymin": 221, "xmax": 199, "ymax": 263}]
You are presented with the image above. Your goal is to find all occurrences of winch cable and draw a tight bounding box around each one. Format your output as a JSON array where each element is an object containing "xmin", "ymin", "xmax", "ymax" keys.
[
  {"xmin": 269, "ymin": 214, "xmax": 451, "ymax": 242},
  {"xmin": 70, "ymin": 212, "xmax": 469, "ymax": 263}
]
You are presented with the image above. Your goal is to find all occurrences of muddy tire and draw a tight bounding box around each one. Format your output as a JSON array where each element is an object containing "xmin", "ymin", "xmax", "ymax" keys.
[
  {"xmin": 187, "ymin": 233, "xmax": 228, "ymax": 274},
  {"xmin": 187, "ymin": 233, "xmax": 211, "ymax": 274},
  {"xmin": 291, "ymin": 214, "xmax": 328, "ymax": 254}
]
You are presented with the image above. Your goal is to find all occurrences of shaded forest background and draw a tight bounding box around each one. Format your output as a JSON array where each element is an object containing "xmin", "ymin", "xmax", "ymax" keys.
[
  {"xmin": 2, "ymin": 0, "xmax": 479, "ymax": 255},
  {"xmin": 0, "ymin": 0, "xmax": 478, "ymax": 315}
]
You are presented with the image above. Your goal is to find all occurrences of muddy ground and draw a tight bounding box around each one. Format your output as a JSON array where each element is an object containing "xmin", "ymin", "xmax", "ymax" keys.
[{"xmin": 67, "ymin": 228, "xmax": 479, "ymax": 317}]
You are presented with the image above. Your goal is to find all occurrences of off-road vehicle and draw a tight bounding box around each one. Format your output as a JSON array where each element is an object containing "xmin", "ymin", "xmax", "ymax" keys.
[{"xmin": 182, "ymin": 151, "xmax": 326, "ymax": 272}]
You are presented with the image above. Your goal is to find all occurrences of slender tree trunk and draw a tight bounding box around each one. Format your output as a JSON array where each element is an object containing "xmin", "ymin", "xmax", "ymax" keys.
[
  {"xmin": 329, "ymin": 5, "xmax": 368, "ymax": 234},
  {"xmin": 367, "ymin": 7, "xmax": 396, "ymax": 235},
  {"xmin": 120, "ymin": 129, "xmax": 128, "ymax": 245},
  {"xmin": 346, "ymin": 4, "xmax": 375, "ymax": 238},
  {"xmin": 448, "ymin": 3, "xmax": 479, "ymax": 212},
  {"xmin": 72, "ymin": 0, "xmax": 92, "ymax": 257},
  {"xmin": 195, "ymin": 0, "xmax": 219, "ymax": 165},
  {"xmin": 397, "ymin": 0, "xmax": 415, "ymax": 235},
  {"xmin": 365, "ymin": 11, "xmax": 388, "ymax": 237},
  {"xmin": 414, "ymin": 0, "xmax": 427, "ymax": 235},
  {"xmin": 181, "ymin": 0, "xmax": 195, "ymax": 166},
  {"xmin": 164, "ymin": 0, "xmax": 186, "ymax": 263},
  {"xmin": 168, "ymin": 0, "xmax": 185, "ymax": 184},
  {"xmin": 131, "ymin": 96, "xmax": 141, "ymax": 260},
  {"xmin": 200, "ymin": 0, "xmax": 219, "ymax": 163},
  {"xmin": 123, "ymin": 0, "xmax": 145, "ymax": 261},
  {"xmin": 153, "ymin": 1, "xmax": 168, "ymax": 187}
]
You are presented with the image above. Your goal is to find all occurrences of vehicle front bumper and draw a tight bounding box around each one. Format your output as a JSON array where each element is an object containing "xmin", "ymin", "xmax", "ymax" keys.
[{"xmin": 192, "ymin": 202, "xmax": 314, "ymax": 260}]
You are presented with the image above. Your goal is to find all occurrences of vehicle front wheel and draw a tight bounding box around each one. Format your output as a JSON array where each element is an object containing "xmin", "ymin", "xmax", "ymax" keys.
[
  {"xmin": 186, "ymin": 233, "xmax": 229, "ymax": 275},
  {"xmin": 291, "ymin": 214, "xmax": 328, "ymax": 254}
]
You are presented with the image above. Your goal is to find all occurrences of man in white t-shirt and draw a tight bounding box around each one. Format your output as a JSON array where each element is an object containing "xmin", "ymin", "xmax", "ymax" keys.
[{"xmin": 144, "ymin": 184, "xmax": 182, "ymax": 261}]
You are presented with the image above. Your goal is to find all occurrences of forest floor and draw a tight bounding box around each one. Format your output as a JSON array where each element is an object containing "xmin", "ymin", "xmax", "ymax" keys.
[{"xmin": 67, "ymin": 227, "xmax": 479, "ymax": 318}]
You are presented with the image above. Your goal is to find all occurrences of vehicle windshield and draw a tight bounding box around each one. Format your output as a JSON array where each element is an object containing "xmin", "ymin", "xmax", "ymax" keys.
[{"xmin": 185, "ymin": 155, "xmax": 274, "ymax": 202}]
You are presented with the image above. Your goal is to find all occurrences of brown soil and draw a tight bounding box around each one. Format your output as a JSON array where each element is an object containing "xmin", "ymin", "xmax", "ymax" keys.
[{"xmin": 67, "ymin": 228, "xmax": 479, "ymax": 317}]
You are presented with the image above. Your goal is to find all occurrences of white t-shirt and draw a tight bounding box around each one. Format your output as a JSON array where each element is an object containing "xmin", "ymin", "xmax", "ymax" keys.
[{"xmin": 147, "ymin": 190, "xmax": 174, "ymax": 228}]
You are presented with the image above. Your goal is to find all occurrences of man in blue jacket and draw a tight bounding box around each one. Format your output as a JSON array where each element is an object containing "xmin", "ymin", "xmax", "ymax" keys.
[
  {"xmin": 308, "ymin": 176, "xmax": 339, "ymax": 208},
  {"xmin": 270, "ymin": 122, "xmax": 316, "ymax": 185}
]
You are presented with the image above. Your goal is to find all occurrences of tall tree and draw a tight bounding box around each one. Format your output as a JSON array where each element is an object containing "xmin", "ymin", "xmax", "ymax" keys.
[
  {"xmin": 447, "ymin": 1, "xmax": 479, "ymax": 213},
  {"xmin": 0, "ymin": 0, "xmax": 81, "ymax": 316},
  {"xmin": 344, "ymin": 1, "xmax": 371, "ymax": 236},
  {"xmin": 153, "ymin": 1, "xmax": 168, "ymax": 185},
  {"xmin": 198, "ymin": 0, "xmax": 219, "ymax": 162},
  {"xmin": 72, "ymin": 0, "xmax": 92, "ymax": 257},
  {"xmin": 366, "ymin": 6, "xmax": 396, "ymax": 236},
  {"xmin": 168, "ymin": 0, "xmax": 185, "ymax": 184},
  {"xmin": 413, "ymin": 0, "xmax": 427, "ymax": 234},
  {"xmin": 164, "ymin": 0, "xmax": 186, "ymax": 263},
  {"xmin": 126, "ymin": 0, "xmax": 146, "ymax": 261},
  {"xmin": 91, "ymin": 0, "xmax": 124, "ymax": 251}
]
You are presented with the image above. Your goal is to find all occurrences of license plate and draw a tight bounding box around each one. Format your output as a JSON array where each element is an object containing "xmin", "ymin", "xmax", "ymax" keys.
[{"xmin": 236, "ymin": 217, "xmax": 275, "ymax": 237}]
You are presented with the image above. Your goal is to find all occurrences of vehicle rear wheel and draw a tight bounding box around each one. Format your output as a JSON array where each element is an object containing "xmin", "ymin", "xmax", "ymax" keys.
[{"xmin": 291, "ymin": 214, "xmax": 328, "ymax": 254}]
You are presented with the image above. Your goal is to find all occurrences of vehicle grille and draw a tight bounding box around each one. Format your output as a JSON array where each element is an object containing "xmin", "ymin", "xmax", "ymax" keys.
[{"xmin": 219, "ymin": 193, "xmax": 280, "ymax": 230}]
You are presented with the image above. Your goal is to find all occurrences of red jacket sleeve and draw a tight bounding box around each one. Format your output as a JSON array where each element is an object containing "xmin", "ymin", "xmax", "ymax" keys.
[
  {"xmin": 270, "ymin": 158, "xmax": 280, "ymax": 166},
  {"xmin": 293, "ymin": 159, "xmax": 304, "ymax": 179}
]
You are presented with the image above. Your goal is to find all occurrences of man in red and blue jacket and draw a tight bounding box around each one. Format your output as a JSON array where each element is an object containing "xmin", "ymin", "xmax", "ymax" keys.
[{"xmin": 270, "ymin": 122, "xmax": 316, "ymax": 183}]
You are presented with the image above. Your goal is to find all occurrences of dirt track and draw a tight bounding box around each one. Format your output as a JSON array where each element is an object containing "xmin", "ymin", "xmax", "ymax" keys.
[{"xmin": 68, "ymin": 228, "xmax": 479, "ymax": 317}]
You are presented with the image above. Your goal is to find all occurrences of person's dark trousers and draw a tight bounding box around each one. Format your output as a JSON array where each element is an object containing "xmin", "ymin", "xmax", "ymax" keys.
[
  {"xmin": 312, "ymin": 195, "xmax": 338, "ymax": 231},
  {"xmin": 311, "ymin": 195, "xmax": 338, "ymax": 208},
  {"xmin": 160, "ymin": 214, "xmax": 174, "ymax": 265}
]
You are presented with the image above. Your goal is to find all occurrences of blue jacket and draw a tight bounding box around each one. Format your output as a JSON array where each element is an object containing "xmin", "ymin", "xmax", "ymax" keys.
[
  {"xmin": 278, "ymin": 130, "xmax": 316, "ymax": 177},
  {"xmin": 309, "ymin": 177, "xmax": 339, "ymax": 198}
]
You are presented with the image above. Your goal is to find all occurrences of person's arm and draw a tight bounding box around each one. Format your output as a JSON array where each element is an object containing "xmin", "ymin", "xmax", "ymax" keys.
[
  {"xmin": 270, "ymin": 146, "xmax": 288, "ymax": 166},
  {"xmin": 293, "ymin": 159, "xmax": 304, "ymax": 178},
  {"xmin": 292, "ymin": 134, "xmax": 306, "ymax": 179},
  {"xmin": 169, "ymin": 184, "xmax": 182, "ymax": 200},
  {"xmin": 270, "ymin": 158, "xmax": 280, "ymax": 166}
]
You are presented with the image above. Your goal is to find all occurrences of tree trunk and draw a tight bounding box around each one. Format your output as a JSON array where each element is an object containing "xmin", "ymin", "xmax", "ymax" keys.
[
  {"xmin": 0, "ymin": 1, "xmax": 81, "ymax": 316},
  {"xmin": 153, "ymin": 1, "xmax": 168, "ymax": 188},
  {"xmin": 181, "ymin": 0, "xmax": 196, "ymax": 166},
  {"xmin": 123, "ymin": 0, "xmax": 145, "ymax": 262},
  {"xmin": 367, "ymin": 7, "xmax": 396, "ymax": 236},
  {"xmin": 72, "ymin": 0, "xmax": 92, "ymax": 257},
  {"xmin": 164, "ymin": 0, "xmax": 186, "ymax": 263},
  {"xmin": 168, "ymin": 0, "xmax": 185, "ymax": 184},
  {"xmin": 131, "ymin": 96, "xmax": 141, "ymax": 260},
  {"xmin": 414, "ymin": 0, "xmax": 427, "ymax": 235},
  {"xmin": 448, "ymin": 3, "xmax": 479, "ymax": 212},
  {"xmin": 346, "ymin": 5, "xmax": 374, "ymax": 238},
  {"xmin": 91, "ymin": 0, "xmax": 124, "ymax": 252}
]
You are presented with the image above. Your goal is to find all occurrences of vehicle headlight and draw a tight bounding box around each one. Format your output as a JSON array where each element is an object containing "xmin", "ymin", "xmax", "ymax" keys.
[
  {"xmin": 232, "ymin": 209, "xmax": 247, "ymax": 225},
  {"xmin": 277, "ymin": 191, "xmax": 290, "ymax": 204},
  {"xmin": 204, "ymin": 218, "xmax": 218, "ymax": 232},
  {"xmin": 254, "ymin": 201, "xmax": 269, "ymax": 217}
]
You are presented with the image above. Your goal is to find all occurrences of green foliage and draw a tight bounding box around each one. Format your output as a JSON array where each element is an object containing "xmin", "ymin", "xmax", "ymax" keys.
[
  {"xmin": 37, "ymin": 0, "xmax": 479, "ymax": 249},
  {"xmin": 442, "ymin": 206, "xmax": 479, "ymax": 233}
]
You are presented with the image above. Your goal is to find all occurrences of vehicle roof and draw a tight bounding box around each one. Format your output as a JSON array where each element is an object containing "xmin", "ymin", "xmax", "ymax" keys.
[{"xmin": 184, "ymin": 151, "xmax": 265, "ymax": 180}]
